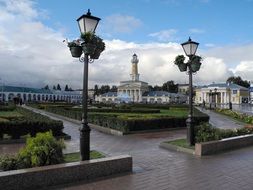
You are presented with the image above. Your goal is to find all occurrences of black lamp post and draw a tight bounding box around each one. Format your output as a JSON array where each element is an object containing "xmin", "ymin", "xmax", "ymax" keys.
[
  {"xmin": 209, "ymin": 88, "xmax": 218, "ymax": 109},
  {"xmin": 181, "ymin": 37, "xmax": 199, "ymax": 146},
  {"xmin": 74, "ymin": 9, "xmax": 101, "ymax": 161}
]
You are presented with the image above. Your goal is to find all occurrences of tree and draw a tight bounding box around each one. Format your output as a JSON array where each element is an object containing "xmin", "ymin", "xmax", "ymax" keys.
[
  {"xmin": 64, "ymin": 85, "xmax": 69, "ymax": 91},
  {"xmin": 53, "ymin": 85, "xmax": 56, "ymax": 90},
  {"xmin": 57, "ymin": 84, "xmax": 61, "ymax": 91},
  {"xmin": 100, "ymin": 85, "xmax": 110, "ymax": 94},
  {"xmin": 153, "ymin": 85, "xmax": 162, "ymax": 91},
  {"xmin": 110, "ymin": 85, "xmax": 117, "ymax": 92},
  {"xmin": 94, "ymin": 84, "xmax": 99, "ymax": 96},
  {"xmin": 43, "ymin": 85, "xmax": 49, "ymax": 90},
  {"xmin": 148, "ymin": 85, "xmax": 154, "ymax": 92},
  {"xmin": 226, "ymin": 76, "xmax": 250, "ymax": 88},
  {"xmin": 162, "ymin": 81, "xmax": 178, "ymax": 93}
]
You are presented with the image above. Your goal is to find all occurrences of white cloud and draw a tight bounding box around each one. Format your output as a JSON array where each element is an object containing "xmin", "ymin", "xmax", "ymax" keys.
[
  {"xmin": 205, "ymin": 44, "xmax": 253, "ymax": 71},
  {"xmin": 4, "ymin": 0, "xmax": 38, "ymax": 19},
  {"xmin": 149, "ymin": 29, "xmax": 177, "ymax": 42},
  {"xmin": 0, "ymin": 0, "xmax": 252, "ymax": 90},
  {"xmin": 233, "ymin": 61, "xmax": 253, "ymax": 80},
  {"xmin": 102, "ymin": 14, "xmax": 142, "ymax": 34},
  {"xmin": 194, "ymin": 57, "xmax": 233, "ymax": 83}
]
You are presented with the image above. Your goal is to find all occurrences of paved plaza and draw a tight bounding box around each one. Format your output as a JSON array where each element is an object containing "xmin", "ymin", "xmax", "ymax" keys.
[{"xmin": 1, "ymin": 106, "xmax": 253, "ymax": 190}]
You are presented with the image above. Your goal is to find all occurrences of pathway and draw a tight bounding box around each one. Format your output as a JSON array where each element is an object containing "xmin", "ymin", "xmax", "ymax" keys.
[{"xmin": 196, "ymin": 107, "xmax": 245, "ymax": 129}]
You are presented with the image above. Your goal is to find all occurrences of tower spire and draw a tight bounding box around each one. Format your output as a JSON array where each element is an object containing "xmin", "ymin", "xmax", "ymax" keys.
[{"xmin": 130, "ymin": 54, "xmax": 140, "ymax": 81}]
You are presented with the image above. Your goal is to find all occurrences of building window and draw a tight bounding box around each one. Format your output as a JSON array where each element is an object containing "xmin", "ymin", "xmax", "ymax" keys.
[{"xmin": 232, "ymin": 90, "xmax": 237, "ymax": 94}]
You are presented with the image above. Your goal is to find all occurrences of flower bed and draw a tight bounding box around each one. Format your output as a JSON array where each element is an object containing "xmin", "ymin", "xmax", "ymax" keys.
[
  {"xmin": 215, "ymin": 108, "xmax": 253, "ymax": 124},
  {"xmin": 195, "ymin": 122, "xmax": 253, "ymax": 143},
  {"xmin": 195, "ymin": 123, "xmax": 253, "ymax": 155}
]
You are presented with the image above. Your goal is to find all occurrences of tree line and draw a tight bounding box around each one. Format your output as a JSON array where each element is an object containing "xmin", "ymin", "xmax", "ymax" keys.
[
  {"xmin": 226, "ymin": 76, "xmax": 250, "ymax": 88},
  {"xmin": 43, "ymin": 84, "xmax": 74, "ymax": 91}
]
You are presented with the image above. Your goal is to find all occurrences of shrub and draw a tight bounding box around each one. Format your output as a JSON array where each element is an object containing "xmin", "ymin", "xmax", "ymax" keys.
[
  {"xmin": 195, "ymin": 122, "xmax": 253, "ymax": 143},
  {"xmin": 0, "ymin": 131, "xmax": 65, "ymax": 171},
  {"xmin": 18, "ymin": 131, "xmax": 65, "ymax": 168},
  {"xmin": 195, "ymin": 123, "xmax": 221, "ymax": 143},
  {"xmin": 0, "ymin": 155, "xmax": 18, "ymax": 171}
]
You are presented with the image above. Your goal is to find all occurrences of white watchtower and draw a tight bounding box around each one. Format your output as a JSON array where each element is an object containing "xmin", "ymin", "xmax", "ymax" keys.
[{"xmin": 130, "ymin": 54, "xmax": 140, "ymax": 81}]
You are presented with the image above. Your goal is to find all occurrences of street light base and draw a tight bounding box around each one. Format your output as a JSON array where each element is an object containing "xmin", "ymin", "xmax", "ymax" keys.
[
  {"xmin": 80, "ymin": 124, "xmax": 91, "ymax": 161},
  {"xmin": 186, "ymin": 116, "xmax": 195, "ymax": 146}
]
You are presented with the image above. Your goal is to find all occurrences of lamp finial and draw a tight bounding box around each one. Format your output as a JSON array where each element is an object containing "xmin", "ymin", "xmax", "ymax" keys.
[{"xmin": 87, "ymin": 9, "xmax": 91, "ymax": 16}]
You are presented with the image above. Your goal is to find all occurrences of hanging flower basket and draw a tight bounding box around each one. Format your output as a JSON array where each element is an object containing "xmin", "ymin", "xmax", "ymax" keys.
[
  {"xmin": 178, "ymin": 63, "xmax": 187, "ymax": 72},
  {"xmin": 81, "ymin": 32, "xmax": 105, "ymax": 57},
  {"xmin": 90, "ymin": 48, "xmax": 103, "ymax": 59},
  {"xmin": 82, "ymin": 43, "xmax": 96, "ymax": 55},
  {"xmin": 69, "ymin": 46, "xmax": 83, "ymax": 58},
  {"xmin": 191, "ymin": 62, "xmax": 202, "ymax": 72},
  {"xmin": 191, "ymin": 55, "xmax": 202, "ymax": 72}
]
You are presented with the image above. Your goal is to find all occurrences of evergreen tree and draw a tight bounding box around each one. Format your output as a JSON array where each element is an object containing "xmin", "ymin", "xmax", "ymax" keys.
[
  {"xmin": 57, "ymin": 84, "xmax": 61, "ymax": 91},
  {"xmin": 64, "ymin": 85, "xmax": 69, "ymax": 91},
  {"xmin": 53, "ymin": 85, "xmax": 56, "ymax": 90},
  {"xmin": 94, "ymin": 84, "xmax": 99, "ymax": 95}
]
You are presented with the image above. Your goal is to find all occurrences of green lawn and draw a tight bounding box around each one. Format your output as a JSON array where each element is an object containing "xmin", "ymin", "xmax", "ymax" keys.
[
  {"xmin": 64, "ymin": 151, "xmax": 105, "ymax": 162},
  {"xmin": 166, "ymin": 138, "xmax": 195, "ymax": 150}
]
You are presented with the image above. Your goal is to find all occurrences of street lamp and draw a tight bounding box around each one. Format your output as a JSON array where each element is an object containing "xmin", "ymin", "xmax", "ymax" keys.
[
  {"xmin": 71, "ymin": 9, "xmax": 102, "ymax": 161},
  {"xmin": 181, "ymin": 37, "xmax": 199, "ymax": 146},
  {"xmin": 209, "ymin": 88, "xmax": 218, "ymax": 109},
  {"xmin": 77, "ymin": 9, "xmax": 100, "ymax": 34}
]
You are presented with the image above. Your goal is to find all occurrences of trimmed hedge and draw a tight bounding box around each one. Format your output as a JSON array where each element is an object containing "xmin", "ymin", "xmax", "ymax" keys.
[
  {"xmin": 88, "ymin": 114, "xmax": 209, "ymax": 133},
  {"xmin": 42, "ymin": 105, "xmax": 209, "ymax": 133},
  {"xmin": 0, "ymin": 105, "xmax": 16, "ymax": 111},
  {"xmin": 0, "ymin": 107, "xmax": 63, "ymax": 139},
  {"xmin": 45, "ymin": 106, "xmax": 160, "ymax": 114},
  {"xmin": 131, "ymin": 104, "xmax": 188, "ymax": 109},
  {"xmin": 43, "ymin": 106, "xmax": 161, "ymax": 119}
]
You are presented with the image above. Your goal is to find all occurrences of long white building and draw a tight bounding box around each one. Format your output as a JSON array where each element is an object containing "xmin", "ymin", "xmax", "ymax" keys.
[{"xmin": 0, "ymin": 85, "xmax": 82, "ymax": 103}]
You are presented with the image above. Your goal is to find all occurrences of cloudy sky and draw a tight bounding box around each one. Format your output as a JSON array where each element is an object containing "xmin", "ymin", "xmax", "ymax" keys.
[{"xmin": 1, "ymin": 0, "xmax": 253, "ymax": 89}]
